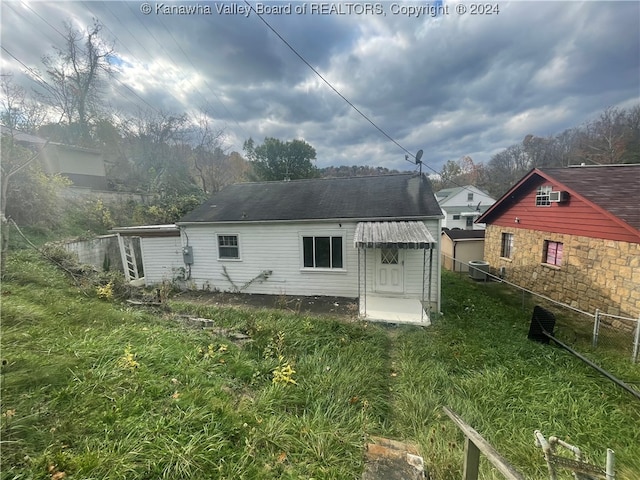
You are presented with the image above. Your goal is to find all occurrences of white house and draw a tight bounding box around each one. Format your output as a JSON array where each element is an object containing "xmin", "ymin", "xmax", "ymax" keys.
[
  {"xmin": 435, "ymin": 185, "xmax": 496, "ymax": 230},
  {"xmin": 172, "ymin": 174, "xmax": 444, "ymax": 323}
]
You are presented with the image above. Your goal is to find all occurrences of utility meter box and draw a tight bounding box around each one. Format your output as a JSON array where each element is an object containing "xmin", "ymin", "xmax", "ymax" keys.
[{"xmin": 182, "ymin": 246, "xmax": 194, "ymax": 265}]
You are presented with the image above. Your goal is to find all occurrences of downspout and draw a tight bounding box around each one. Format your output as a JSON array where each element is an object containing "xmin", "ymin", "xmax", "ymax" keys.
[{"xmin": 452, "ymin": 238, "xmax": 458, "ymax": 272}]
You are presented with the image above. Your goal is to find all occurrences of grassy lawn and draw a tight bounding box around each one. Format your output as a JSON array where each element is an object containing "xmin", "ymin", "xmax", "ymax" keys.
[{"xmin": 1, "ymin": 251, "xmax": 639, "ymax": 479}]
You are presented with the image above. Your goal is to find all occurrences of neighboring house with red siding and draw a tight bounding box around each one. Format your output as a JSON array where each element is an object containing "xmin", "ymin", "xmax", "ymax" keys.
[{"xmin": 476, "ymin": 164, "xmax": 640, "ymax": 319}]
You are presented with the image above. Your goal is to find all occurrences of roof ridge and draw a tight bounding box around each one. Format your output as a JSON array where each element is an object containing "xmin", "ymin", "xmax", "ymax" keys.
[
  {"xmin": 232, "ymin": 172, "xmax": 420, "ymax": 186},
  {"xmin": 543, "ymin": 164, "xmax": 640, "ymax": 170}
]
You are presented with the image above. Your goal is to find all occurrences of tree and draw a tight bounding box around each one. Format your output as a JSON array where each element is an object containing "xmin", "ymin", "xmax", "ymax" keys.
[
  {"xmin": 440, "ymin": 159, "xmax": 462, "ymax": 185},
  {"xmin": 522, "ymin": 134, "xmax": 561, "ymax": 168},
  {"xmin": 623, "ymin": 105, "xmax": 640, "ymax": 164},
  {"xmin": 0, "ymin": 131, "xmax": 72, "ymax": 275},
  {"xmin": 1, "ymin": 75, "xmax": 47, "ymax": 134},
  {"xmin": 318, "ymin": 165, "xmax": 400, "ymax": 177},
  {"xmin": 123, "ymin": 110, "xmax": 193, "ymax": 195},
  {"xmin": 188, "ymin": 113, "xmax": 248, "ymax": 194},
  {"xmin": 38, "ymin": 20, "xmax": 114, "ymax": 145},
  {"xmin": 574, "ymin": 107, "xmax": 629, "ymax": 165},
  {"xmin": 243, "ymin": 137, "xmax": 318, "ymax": 181},
  {"xmin": 483, "ymin": 145, "xmax": 531, "ymax": 197}
]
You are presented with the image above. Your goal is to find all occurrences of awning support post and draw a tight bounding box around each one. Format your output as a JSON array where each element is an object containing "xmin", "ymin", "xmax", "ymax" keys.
[
  {"xmin": 428, "ymin": 247, "xmax": 433, "ymax": 319},
  {"xmin": 363, "ymin": 248, "xmax": 367, "ymax": 318},
  {"xmin": 358, "ymin": 248, "xmax": 360, "ymax": 308},
  {"xmin": 421, "ymin": 247, "xmax": 426, "ymax": 323}
]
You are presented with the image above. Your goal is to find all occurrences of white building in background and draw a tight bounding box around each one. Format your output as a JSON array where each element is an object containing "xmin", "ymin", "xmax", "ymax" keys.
[{"xmin": 435, "ymin": 185, "xmax": 496, "ymax": 230}]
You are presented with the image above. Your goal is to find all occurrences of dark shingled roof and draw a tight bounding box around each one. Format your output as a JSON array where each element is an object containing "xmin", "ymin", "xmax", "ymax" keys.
[
  {"xmin": 539, "ymin": 165, "xmax": 640, "ymax": 230},
  {"xmin": 179, "ymin": 173, "xmax": 443, "ymax": 223},
  {"xmin": 442, "ymin": 229, "xmax": 486, "ymax": 241}
]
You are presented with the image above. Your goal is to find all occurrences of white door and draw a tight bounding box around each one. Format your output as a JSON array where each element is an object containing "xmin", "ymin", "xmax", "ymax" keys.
[{"xmin": 376, "ymin": 248, "xmax": 404, "ymax": 293}]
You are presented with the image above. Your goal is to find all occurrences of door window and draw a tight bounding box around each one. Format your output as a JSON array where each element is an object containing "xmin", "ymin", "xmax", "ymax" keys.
[{"xmin": 381, "ymin": 248, "xmax": 399, "ymax": 264}]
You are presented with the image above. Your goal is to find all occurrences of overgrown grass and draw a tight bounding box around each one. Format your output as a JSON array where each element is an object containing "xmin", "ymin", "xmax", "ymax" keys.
[
  {"xmin": 469, "ymin": 274, "xmax": 640, "ymax": 378},
  {"xmin": 390, "ymin": 273, "xmax": 640, "ymax": 479},
  {"xmin": 2, "ymin": 253, "xmax": 639, "ymax": 479},
  {"xmin": 1, "ymin": 251, "xmax": 389, "ymax": 479}
]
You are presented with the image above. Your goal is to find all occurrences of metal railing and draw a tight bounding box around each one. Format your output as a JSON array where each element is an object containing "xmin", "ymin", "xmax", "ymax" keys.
[{"xmin": 534, "ymin": 430, "xmax": 614, "ymax": 480}]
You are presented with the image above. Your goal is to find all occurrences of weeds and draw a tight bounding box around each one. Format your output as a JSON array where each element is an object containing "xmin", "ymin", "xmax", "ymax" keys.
[
  {"xmin": 272, "ymin": 358, "xmax": 297, "ymax": 385},
  {"xmin": 117, "ymin": 345, "xmax": 140, "ymax": 371},
  {"xmin": 1, "ymin": 255, "xmax": 639, "ymax": 479},
  {"xmin": 96, "ymin": 281, "xmax": 114, "ymax": 299}
]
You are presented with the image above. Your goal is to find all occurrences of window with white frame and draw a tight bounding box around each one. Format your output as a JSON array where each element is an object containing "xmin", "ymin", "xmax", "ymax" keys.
[
  {"xmin": 467, "ymin": 192, "xmax": 474, "ymax": 201},
  {"xmin": 500, "ymin": 233, "xmax": 514, "ymax": 258},
  {"xmin": 466, "ymin": 216, "xmax": 474, "ymax": 228},
  {"xmin": 453, "ymin": 214, "xmax": 461, "ymax": 220},
  {"xmin": 543, "ymin": 240, "xmax": 563, "ymax": 266},
  {"xmin": 302, "ymin": 236, "xmax": 343, "ymax": 269},
  {"xmin": 535, "ymin": 185, "xmax": 552, "ymax": 206},
  {"xmin": 218, "ymin": 234, "xmax": 239, "ymax": 259}
]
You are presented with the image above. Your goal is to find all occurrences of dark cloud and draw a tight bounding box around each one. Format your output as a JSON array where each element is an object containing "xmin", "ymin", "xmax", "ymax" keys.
[{"xmin": 1, "ymin": 1, "xmax": 638, "ymax": 172}]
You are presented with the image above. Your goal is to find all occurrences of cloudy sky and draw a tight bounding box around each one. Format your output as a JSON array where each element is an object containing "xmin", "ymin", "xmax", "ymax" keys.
[{"xmin": 1, "ymin": 0, "xmax": 638, "ymax": 173}]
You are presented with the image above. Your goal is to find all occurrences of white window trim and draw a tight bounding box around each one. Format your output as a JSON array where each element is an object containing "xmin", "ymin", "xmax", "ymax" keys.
[
  {"xmin": 217, "ymin": 233, "xmax": 241, "ymax": 261},
  {"xmin": 299, "ymin": 232, "xmax": 347, "ymax": 272},
  {"xmin": 535, "ymin": 185, "xmax": 552, "ymax": 207}
]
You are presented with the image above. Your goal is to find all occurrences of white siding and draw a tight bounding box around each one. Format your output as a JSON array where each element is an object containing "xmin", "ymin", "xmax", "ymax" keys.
[
  {"xmin": 181, "ymin": 219, "xmax": 441, "ymax": 309},
  {"xmin": 141, "ymin": 236, "xmax": 184, "ymax": 286},
  {"xmin": 439, "ymin": 186, "xmax": 495, "ymax": 209},
  {"xmin": 184, "ymin": 222, "xmax": 359, "ymax": 297},
  {"xmin": 441, "ymin": 208, "xmax": 483, "ymax": 230},
  {"xmin": 439, "ymin": 186, "xmax": 495, "ymax": 231}
]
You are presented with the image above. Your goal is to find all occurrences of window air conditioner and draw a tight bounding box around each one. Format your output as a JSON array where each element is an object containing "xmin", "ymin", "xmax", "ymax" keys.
[{"xmin": 549, "ymin": 191, "xmax": 569, "ymax": 203}]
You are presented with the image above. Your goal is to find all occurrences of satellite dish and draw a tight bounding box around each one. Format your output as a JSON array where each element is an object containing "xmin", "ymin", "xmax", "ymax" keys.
[{"xmin": 415, "ymin": 149, "xmax": 423, "ymax": 164}]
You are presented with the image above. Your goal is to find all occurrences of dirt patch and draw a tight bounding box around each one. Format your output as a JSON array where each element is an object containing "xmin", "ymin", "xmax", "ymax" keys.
[{"xmin": 169, "ymin": 290, "xmax": 359, "ymax": 319}]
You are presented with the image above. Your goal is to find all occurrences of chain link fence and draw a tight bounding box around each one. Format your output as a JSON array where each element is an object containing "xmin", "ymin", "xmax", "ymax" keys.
[
  {"xmin": 444, "ymin": 253, "xmax": 640, "ymax": 364},
  {"xmin": 593, "ymin": 311, "xmax": 640, "ymax": 362}
]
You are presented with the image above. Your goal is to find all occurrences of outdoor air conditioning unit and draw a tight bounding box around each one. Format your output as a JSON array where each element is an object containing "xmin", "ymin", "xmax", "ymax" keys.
[
  {"xmin": 549, "ymin": 191, "xmax": 569, "ymax": 203},
  {"xmin": 469, "ymin": 260, "xmax": 490, "ymax": 281}
]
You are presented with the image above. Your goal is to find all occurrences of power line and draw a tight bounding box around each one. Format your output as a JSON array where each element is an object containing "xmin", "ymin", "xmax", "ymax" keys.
[
  {"xmin": 154, "ymin": 16, "xmax": 252, "ymax": 144},
  {"xmin": 6, "ymin": 1, "xmax": 160, "ymax": 115},
  {"xmin": 244, "ymin": 0, "xmax": 418, "ymax": 162},
  {"xmin": 243, "ymin": 1, "xmax": 488, "ymax": 198},
  {"xmin": 1, "ymin": 46, "xmax": 55, "ymax": 95},
  {"xmin": 242, "ymin": 0, "xmax": 477, "ymax": 188}
]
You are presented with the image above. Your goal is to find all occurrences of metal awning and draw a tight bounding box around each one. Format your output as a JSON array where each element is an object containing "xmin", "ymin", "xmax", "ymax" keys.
[{"xmin": 354, "ymin": 221, "xmax": 436, "ymax": 249}]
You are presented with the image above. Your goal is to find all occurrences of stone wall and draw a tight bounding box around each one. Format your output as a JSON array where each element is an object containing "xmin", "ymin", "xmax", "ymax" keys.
[{"xmin": 484, "ymin": 225, "xmax": 640, "ymax": 320}]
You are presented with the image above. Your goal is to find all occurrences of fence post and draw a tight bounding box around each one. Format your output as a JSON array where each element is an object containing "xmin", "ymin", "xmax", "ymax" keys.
[
  {"xmin": 592, "ymin": 309, "xmax": 600, "ymax": 348},
  {"xmin": 463, "ymin": 437, "xmax": 481, "ymax": 480},
  {"xmin": 632, "ymin": 316, "xmax": 640, "ymax": 364},
  {"xmin": 606, "ymin": 448, "xmax": 615, "ymax": 480}
]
